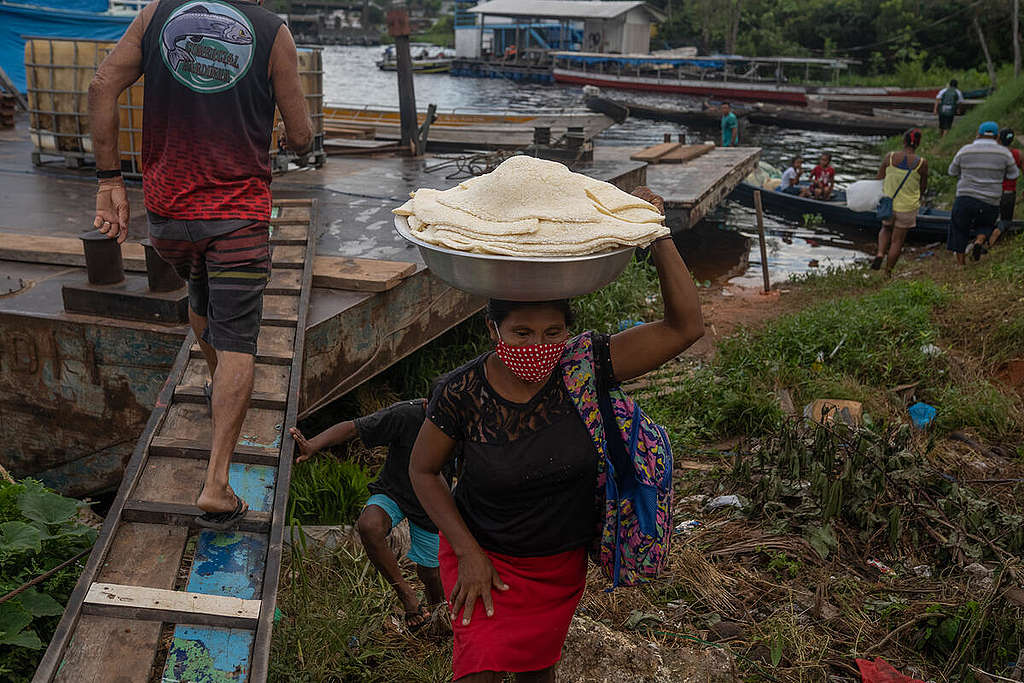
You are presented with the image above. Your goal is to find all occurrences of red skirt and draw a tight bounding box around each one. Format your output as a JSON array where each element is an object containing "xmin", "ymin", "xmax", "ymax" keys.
[{"xmin": 439, "ymin": 534, "xmax": 587, "ymax": 680}]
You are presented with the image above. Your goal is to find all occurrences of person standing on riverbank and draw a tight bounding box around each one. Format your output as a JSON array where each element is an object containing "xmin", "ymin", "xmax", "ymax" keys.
[
  {"xmin": 872, "ymin": 129, "xmax": 928, "ymax": 276},
  {"xmin": 88, "ymin": 0, "xmax": 313, "ymax": 528},
  {"xmin": 408, "ymin": 188, "xmax": 704, "ymax": 683},
  {"xmin": 721, "ymin": 103, "xmax": 739, "ymax": 147},
  {"xmin": 288, "ymin": 394, "xmax": 455, "ymax": 632},
  {"xmin": 947, "ymin": 121, "xmax": 1019, "ymax": 266},
  {"xmin": 934, "ymin": 79, "xmax": 964, "ymax": 137},
  {"xmin": 991, "ymin": 127, "xmax": 1022, "ymax": 246}
]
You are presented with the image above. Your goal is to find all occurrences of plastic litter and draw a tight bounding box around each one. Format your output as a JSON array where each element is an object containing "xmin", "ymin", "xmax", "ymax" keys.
[
  {"xmin": 705, "ymin": 495, "xmax": 743, "ymax": 511},
  {"xmin": 911, "ymin": 565, "xmax": 932, "ymax": 579},
  {"xmin": 908, "ymin": 402, "xmax": 937, "ymax": 429},
  {"xmin": 867, "ymin": 559, "xmax": 895, "ymax": 575},
  {"xmin": 920, "ymin": 343, "xmax": 943, "ymax": 356},
  {"xmin": 855, "ymin": 657, "xmax": 926, "ymax": 683},
  {"xmin": 617, "ymin": 319, "xmax": 644, "ymax": 331},
  {"xmin": 846, "ymin": 179, "xmax": 884, "ymax": 212},
  {"xmin": 674, "ymin": 519, "xmax": 701, "ymax": 534}
]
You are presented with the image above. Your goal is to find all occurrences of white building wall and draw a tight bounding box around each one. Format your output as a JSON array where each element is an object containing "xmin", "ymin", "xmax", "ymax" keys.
[
  {"xmin": 455, "ymin": 27, "xmax": 482, "ymax": 58},
  {"xmin": 622, "ymin": 8, "xmax": 651, "ymax": 54}
]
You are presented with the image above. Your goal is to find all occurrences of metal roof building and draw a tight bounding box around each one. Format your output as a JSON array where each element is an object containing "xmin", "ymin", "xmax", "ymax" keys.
[{"xmin": 455, "ymin": 1, "xmax": 664, "ymax": 59}]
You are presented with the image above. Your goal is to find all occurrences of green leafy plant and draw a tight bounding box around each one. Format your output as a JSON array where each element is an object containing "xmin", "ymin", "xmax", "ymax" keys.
[
  {"xmin": 288, "ymin": 457, "xmax": 372, "ymax": 526},
  {"xmin": 801, "ymin": 213, "xmax": 824, "ymax": 228},
  {"xmin": 0, "ymin": 479, "xmax": 96, "ymax": 681}
]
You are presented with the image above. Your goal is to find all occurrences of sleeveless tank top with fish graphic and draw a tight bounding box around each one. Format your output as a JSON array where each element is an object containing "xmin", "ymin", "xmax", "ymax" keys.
[{"xmin": 141, "ymin": 0, "xmax": 283, "ymax": 221}]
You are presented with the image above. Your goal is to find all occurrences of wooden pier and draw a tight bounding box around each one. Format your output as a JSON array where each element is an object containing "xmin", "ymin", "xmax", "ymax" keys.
[
  {"xmin": 596, "ymin": 145, "xmax": 761, "ymax": 232},
  {"xmin": 32, "ymin": 198, "xmax": 317, "ymax": 683}
]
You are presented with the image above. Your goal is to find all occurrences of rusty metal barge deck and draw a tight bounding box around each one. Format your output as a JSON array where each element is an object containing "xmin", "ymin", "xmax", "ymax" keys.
[{"xmin": 0, "ymin": 116, "xmax": 647, "ymax": 497}]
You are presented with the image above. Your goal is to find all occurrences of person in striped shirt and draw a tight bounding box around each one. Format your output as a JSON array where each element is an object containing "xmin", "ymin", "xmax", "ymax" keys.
[{"xmin": 947, "ymin": 121, "xmax": 1019, "ymax": 265}]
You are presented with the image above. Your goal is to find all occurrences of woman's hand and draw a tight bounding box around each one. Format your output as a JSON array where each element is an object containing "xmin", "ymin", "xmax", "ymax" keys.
[{"xmin": 450, "ymin": 549, "xmax": 509, "ymax": 626}]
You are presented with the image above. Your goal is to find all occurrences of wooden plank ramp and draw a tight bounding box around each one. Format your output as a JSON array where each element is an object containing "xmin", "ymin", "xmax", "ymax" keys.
[{"xmin": 33, "ymin": 198, "xmax": 318, "ymax": 683}]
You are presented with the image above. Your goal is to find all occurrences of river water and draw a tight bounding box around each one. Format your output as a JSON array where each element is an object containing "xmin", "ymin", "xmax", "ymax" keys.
[{"xmin": 322, "ymin": 46, "xmax": 889, "ymax": 287}]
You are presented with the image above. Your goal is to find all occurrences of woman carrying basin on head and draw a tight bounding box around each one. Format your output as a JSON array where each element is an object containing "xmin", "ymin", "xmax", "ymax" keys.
[
  {"xmin": 408, "ymin": 188, "xmax": 705, "ymax": 683},
  {"xmin": 872, "ymin": 128, "xmax": 929, "ymax": 277}
]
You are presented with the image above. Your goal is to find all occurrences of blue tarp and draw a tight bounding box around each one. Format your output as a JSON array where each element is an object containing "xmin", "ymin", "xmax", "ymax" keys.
[
  {"xmin": 556, "ymin": 53, "xmax": 726, "ymax": 69},
  {"xmin": 0, "ymin": 2, "xmax": 132, "ymax": 92}
]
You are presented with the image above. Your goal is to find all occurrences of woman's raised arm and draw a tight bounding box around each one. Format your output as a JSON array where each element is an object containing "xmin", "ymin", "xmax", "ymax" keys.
[{"xmin": 607, "ymin": 188, "xmax": 705, "ymax": 382}]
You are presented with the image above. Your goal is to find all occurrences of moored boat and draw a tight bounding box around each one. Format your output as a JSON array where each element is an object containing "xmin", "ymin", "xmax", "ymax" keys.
[
  {"xmin": 323, "ymin": 103, "xmax": 614, "ymax": 149},
  {"xmin": 376, "ymin": 43, "xmax": 454, "ymax": 73},
  {"xmin": 554, "ymin": 52, "xmax": 943, "ymax": 113}
]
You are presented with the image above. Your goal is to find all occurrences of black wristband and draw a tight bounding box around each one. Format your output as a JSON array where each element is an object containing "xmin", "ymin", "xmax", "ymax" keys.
[
  {"xmin": 96, "ymin": 169, "xmax": 122, "ymax": 179},
  {"xmin": 654, "ymin": 234, "xmax": 674, "ymax": 243}
]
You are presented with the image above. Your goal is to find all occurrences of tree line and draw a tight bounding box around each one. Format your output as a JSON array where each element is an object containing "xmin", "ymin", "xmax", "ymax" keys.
[{"xmin": 648, "ymin": 0, "xmax": 1021, "ymax": 78}]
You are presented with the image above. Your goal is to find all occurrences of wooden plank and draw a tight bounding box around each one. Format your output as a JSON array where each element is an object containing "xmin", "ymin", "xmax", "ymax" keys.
[
  {"xmin": 98, "ymin": 523, "xmax": 188, "ymax": 588},
  {"xmin": 158, "ymin": 403, "xmax": 284, "ymax": 451},
  {"xmin": 53, "ymin": 616, "xmax": 163, "ymax": 683},
  {"xmin": 272, "ymin": 205, "xmax": 311, "ymax": 225},
  {"xmin": 178, "ymin": 358, "xmax": 290, "ymax": 398},
  {"xmin": 271, "ymin": 245, "xmax": 305, "ymax": 268},
  {"xmin": 312, "ymin": 256, "xmax": 416, "ymax": 293},
  {"xmin": 83, "ymin": 583, "xmax": 261, "ymax": 628},
  {"xmin": 163, "ymin": 626, "xmax": 255, "ymax": 682},
  {"xmin": 658, "ymin": 143, "xmax": 715, "ymax": 164},
  {"xmin": 132, "ymin": 457, "xmax": 277, "ymax": 513},
  {"xmin": 629, "ymin": 141, "xmax": 681, "ymax": 162},
  {"xmin": 149, "ymin": 436, "xmax": 280, "ymax": 466},
  {"xmin": 0, "ymin": 234, "xmax": 146, "ymax": 271},
  {"xmin": 33, "ymin": 337, "xmax": 196, "ymax": 682},
  {"xmin": 187, "ymin": 531, "xmax": 267, "ymax": 599},
  {"xmin": 0, "ymin": 233, "xmax": 417, "ymax": 296},
  {"xmin": 174, "ymin": 384, "xmax": 287, "ymax": 411},
  {"xmin": 265, "ymin": 268, "xmax": 302, "ymax": 295},
  {"xmin": 249, "ymin": 199, "xmax": 317, "ymax": 683},
  {"xmin": 122, "ymin": 500, "xmax": 271, "ymax": 533},
  {"xmin": 269, "ymin": 224, "xmax": 308, "ymax": 246}
]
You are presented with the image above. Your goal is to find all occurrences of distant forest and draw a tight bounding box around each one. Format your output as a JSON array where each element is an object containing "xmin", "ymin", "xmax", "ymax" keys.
[{"xmin": 647, "ymin": 0, "xmax": 1019, "ymax": 76}]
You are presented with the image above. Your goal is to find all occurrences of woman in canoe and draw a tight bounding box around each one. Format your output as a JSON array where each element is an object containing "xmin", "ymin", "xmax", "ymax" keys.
[
  {"xmin": 872, "ymin": 128, "xmax": 928, "ymax": 276},
  {"xmin": 408, "ymin": 187, "xmax": 704, "ymax": 683}
]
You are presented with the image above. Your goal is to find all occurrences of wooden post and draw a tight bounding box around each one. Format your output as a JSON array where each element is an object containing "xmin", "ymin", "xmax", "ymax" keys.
[
  {"xmin": 388, "ymin": 8, "xmax": 419, "ymax": 154},
  {"xmin": 1015, "ymin": 0, "xmax": 1021, "ymax": 79},
  {"xmin": 753, "ymin": 190, "xmax": 770, "ymax": 294},
  {"xmin": 973, "ymin": 13, "xmax": 998, "ymax": 89}
]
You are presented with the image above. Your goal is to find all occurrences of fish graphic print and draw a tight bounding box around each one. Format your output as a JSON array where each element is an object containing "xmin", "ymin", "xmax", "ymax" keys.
[{"xmin": 160, "ymin": 1, "xmax": 255, "ymax": 93}]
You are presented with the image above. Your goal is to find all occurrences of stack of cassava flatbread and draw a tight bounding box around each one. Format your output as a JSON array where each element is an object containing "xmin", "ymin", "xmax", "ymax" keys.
[{"xmin": 393, "ymin": 155, "xmax": 669, "ymax": 257}]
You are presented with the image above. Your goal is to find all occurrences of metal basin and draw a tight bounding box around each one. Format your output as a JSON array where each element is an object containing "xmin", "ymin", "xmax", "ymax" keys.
[{"xmin": 395, "ymin": 216, "xmax": 636, "ymax": 301}]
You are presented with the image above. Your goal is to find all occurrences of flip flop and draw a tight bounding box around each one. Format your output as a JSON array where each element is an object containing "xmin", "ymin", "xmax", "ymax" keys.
[
  {"xmin": 404, "ymin": 605, "xmax": 430, "ymax": 633},
  {"xmin": 196, "ymin": 495, "xmax": 248, "ymax": 531}
]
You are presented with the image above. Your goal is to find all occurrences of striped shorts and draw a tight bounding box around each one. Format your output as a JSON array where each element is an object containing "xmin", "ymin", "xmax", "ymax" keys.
[{"xmin": 149, "ymin": 220, "xmax": 270, "ymax": 355}]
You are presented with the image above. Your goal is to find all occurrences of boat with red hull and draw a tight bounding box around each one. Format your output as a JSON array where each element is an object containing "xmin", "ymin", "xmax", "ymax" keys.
[{"xmin": 553, "ymin": 53, "xmax": 940, "ymax": 112}]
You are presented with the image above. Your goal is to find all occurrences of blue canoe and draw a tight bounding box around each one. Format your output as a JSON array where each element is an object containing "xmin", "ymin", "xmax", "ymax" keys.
[{"xmin": 729, "ymin": 181, "xmax": 955, "ymax": 241}]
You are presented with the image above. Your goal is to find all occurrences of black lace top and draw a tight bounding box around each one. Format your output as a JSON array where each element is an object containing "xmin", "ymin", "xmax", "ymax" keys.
[{"xmin": 427, "ymin": 333, "xmax": 615, "ymax": 557}]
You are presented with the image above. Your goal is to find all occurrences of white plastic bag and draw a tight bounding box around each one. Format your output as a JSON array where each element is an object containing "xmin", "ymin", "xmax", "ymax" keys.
[{"xmin": 846, "ymin": 180, "xmax": 884, "ymax": 212}]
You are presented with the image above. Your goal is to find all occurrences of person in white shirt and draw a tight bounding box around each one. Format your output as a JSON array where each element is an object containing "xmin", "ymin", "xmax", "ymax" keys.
[
  {"xmin": 934, "ymin": 79, "xmax": 964, "ymax": 137},
  {"xmin": 777, "ymin": 156, "xmax": 803, "ymax": 195}
]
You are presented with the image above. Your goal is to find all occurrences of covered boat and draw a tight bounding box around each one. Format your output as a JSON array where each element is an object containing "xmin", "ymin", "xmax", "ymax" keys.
[{"xmin": 0, "ymin": 0, "xmax": 134, "ymax": 93}]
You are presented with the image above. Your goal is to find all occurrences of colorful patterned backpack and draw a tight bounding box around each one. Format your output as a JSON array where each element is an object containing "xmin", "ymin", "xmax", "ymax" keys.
[{"xmin": 561, "ymin": 332, "xmax": 674, "ymax": 588}]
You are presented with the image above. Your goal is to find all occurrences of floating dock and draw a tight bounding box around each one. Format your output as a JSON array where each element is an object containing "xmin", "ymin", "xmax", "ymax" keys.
[
  {"xmin": 596, "ymin": 145, "xmax": 762, "ymax": 231},
  {"xmin": 0, "ymin": 114, "xmax": 646, "ymax": 498}
]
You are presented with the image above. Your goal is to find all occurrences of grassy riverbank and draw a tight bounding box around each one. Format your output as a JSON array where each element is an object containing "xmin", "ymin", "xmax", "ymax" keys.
[
  {"xmin": 273, "ymin": 235, "xmax": 1024, "ymax": 681},
  {"xmin": 885, "ymin": 75, "xmax": 1024, "ymax": 210}
]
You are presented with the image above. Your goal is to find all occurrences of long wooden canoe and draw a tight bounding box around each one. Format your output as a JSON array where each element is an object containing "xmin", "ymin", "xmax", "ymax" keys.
[{"xmin": 323, "ymin": 104, "xmax": 615, "ymax": 149}]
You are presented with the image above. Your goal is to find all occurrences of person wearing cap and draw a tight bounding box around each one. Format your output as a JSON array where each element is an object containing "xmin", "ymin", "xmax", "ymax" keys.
[
  {"xmin": 872, "ymin": 129, "xmax": 928, "ymax": 276},
  {"xmin": 947, "ymin": 121, "xmax": 1020, "ymax": 265},
  {"xmin": 992, "ymin": 127, "xmax": 1022, "ymax": 246},
  {"xmin": 934, "ymin": 79, "xmax": 964, "ymax": 137}
]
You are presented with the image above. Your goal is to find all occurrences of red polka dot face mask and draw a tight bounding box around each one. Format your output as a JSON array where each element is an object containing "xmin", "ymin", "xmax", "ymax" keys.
[{"xmin": 492, "ymin": 321, "xmax": 568, "ymax": 384}]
